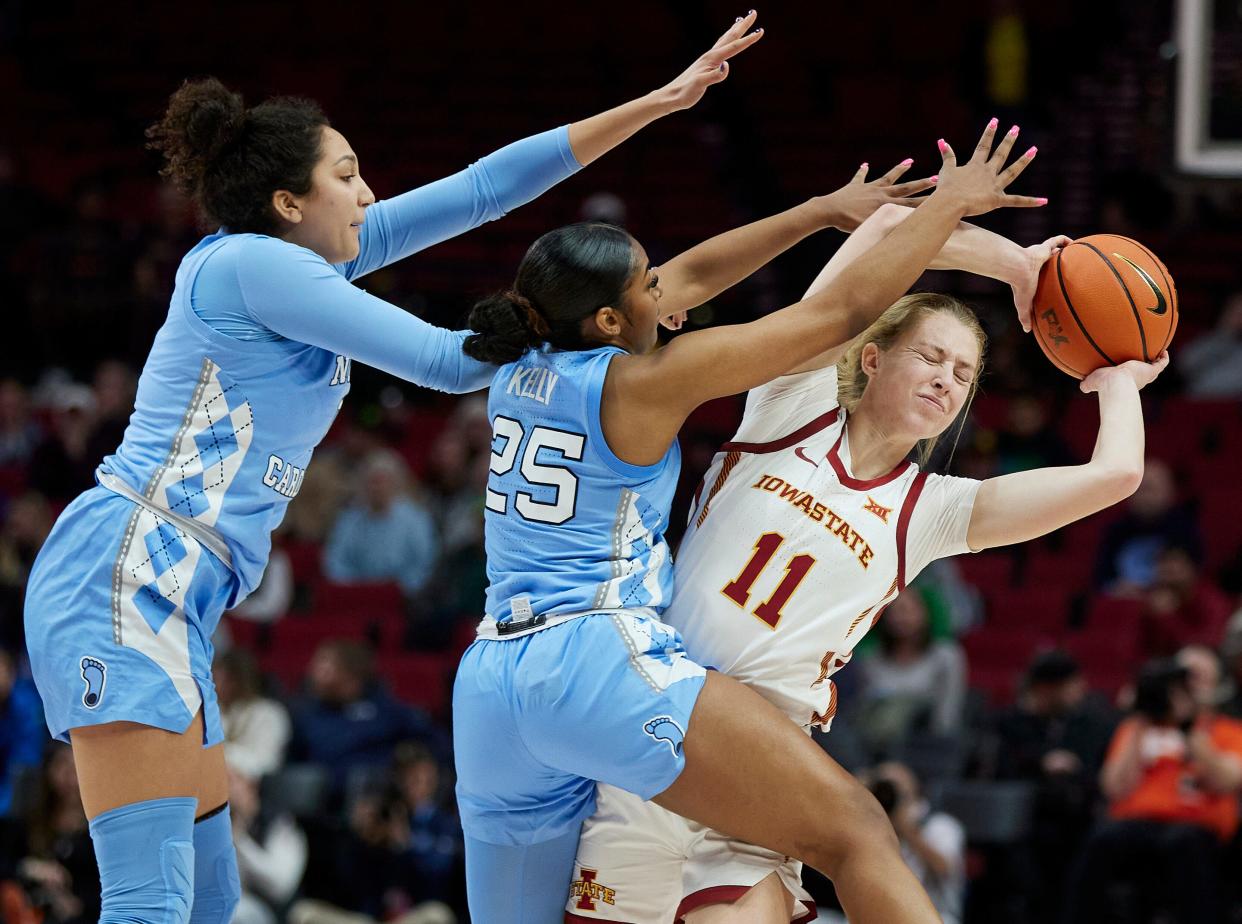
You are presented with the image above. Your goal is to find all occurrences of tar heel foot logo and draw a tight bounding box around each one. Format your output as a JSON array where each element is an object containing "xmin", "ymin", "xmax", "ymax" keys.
[
  {"xmin": 80, "ymin": 657, "xmax": 108, "ymax": 709},
  {"xmin": 643, "ymin": 715, "xmax": 685, "ymax": 756},
  {"xmin": 1113, "ymin": 252, "xmax": 1168, "ymax": 316}
]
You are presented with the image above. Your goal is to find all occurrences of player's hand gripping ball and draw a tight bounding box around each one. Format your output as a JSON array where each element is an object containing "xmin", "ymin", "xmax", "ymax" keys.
[{"xmin": 1032, "ymin": 234, "xmax": 1178, "ymax": 379}]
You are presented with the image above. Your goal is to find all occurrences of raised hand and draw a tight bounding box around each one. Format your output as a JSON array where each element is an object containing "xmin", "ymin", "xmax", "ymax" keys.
[
  {"xmin": 1080, "ymin": 351, "xmax": 1170, "ymax": 394},
  {"xmin": 931, "ymin": 120, "xmax": 1046, "ymax": 218},
  {"xmin": 819, "ymin": 158, "xmax": 938, "ymax": 232},
  {"xmin": 1011, "ymin": 234, "xmax": 1073, "ymax": 332},
  {"xmin": 660, "ymin": 11, "xmax": 764, "ymax": 112}
]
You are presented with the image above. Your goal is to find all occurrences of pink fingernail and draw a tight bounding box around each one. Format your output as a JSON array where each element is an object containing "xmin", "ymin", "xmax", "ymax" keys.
[
  {"xmin": 1008, "ymin": 125, "xmax": 1020, "ymax": 135},
  {"xmin": 988, "ymin": 117, "xmax": 998, "ymax": 129},
  {"xmin": 937, "ymin": 139, "xmax": 947, "ymax": 152},
  {"xmin": 901, "ymin": 158, "xmax": 914, "ymax": 166},
  {"xmin": 930, "ymin": 175, "xmax": 939, "ymax": 182},
  {"xmin": 1036, "ymin": 197, "xmax": 1048, "ymax": 205},
  {"xmin": 860, "ymin": 162, "xmax": 868, "ymax": 169},
  {"xmin": 1027, "ymin": 146, "xmax": 1038, "ymax": 156}
]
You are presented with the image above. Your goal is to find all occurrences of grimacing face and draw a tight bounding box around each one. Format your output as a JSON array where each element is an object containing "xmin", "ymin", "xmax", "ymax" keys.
[
  {"xmin": 281, "ymin": 126, "xmax": 376, "ymax": 264},
  {"xmin": 861, "ymin": 313, "xmax": 980, "ymax": 443}
]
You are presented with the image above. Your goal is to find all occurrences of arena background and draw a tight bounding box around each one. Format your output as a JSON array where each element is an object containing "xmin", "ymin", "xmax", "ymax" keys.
[{"xmin": 2, "ymin": 2, "xmax": 1242, "ymax": 922}]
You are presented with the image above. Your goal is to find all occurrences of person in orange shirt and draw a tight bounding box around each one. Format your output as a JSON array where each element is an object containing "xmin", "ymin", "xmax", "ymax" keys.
[{"xmin": 1063, "ymin": 654, "xmax": 1242, "ymax": 924}]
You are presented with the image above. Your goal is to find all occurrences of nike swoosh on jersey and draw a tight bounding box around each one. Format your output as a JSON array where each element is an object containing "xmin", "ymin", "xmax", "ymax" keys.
[
  {"xmin": 1113, "ymin": 252, "xmax": 1168, "ymax": 316},
  {"xmin": 793, "ymin": 446, "xmax": 818, "ymax": 468}
]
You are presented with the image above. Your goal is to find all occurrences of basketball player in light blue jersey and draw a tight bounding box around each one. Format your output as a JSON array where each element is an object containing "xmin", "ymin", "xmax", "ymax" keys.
[
  {"xmin": 454, "ymin": 122, "xmax": 1048, "ymax": 923},
  {"xmin": 22, "ymin": 16, "xmax": 765, "ymax": 924}
]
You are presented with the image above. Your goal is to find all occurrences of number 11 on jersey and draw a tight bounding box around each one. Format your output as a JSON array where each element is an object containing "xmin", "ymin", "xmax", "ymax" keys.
[{"xmin": 722, "ymin": 532, "xmax": 816, "ymax": 629}]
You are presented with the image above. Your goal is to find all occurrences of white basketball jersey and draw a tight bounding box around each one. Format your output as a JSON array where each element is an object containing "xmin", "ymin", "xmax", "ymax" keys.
[{"xmin": 669, "ymin": 365, "xmax": 981, "ymax": 729}]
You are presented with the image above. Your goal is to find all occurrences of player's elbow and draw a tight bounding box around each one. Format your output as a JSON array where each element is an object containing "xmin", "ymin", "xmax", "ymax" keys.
[{"xmin": 1105, "ymin": 463, "xmax": 1144, "ymax": 502}]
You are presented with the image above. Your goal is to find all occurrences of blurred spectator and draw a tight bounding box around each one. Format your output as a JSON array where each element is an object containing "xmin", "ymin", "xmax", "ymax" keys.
[
  {"xmin": 1178, "ymin": 292, "xmax": 1242, "ymax": 397},
  {"xmin": 1220, "ymin": 613, "xmax": 1242, "ymax": 720},
  {"xmin": 1092, "ymin": 459, "xmax": 1203, "ymax": 594},
  {"xmin": 857, "ymin": 591, "xmax": 967, "ymax": 750},
  {"xmin": 288, "ymin": 640, "xmax": 444, "ymax": 796},
  {"xmin": 228, "ymin": 536, "xmax": 294, "ymax": 625},
  {"xmin": 992, "ymin": 396, "xmax": 1074, "ymax": 475},
  {"xmin": 910, "ymin": 559, "xmax": 984, "ymax": 637},
  {"xmin": 215, "ymin": 648, "xmax": 291, "ymax": 780},
  {"xmin": 0, "ymin": 492, "xmax": 53, "ymax": 649},
  {"xmin": 324, "ymin": 450, "xmax": 440, "ymax": 597},
  {"xmin": 298, "ymin": 743, "xmax": 459, "ymax": 923},
  {"xmin": 230, "ymin": 767, "xmax": 308, "ymax": 924},
  {"xmin": 390, "ymin": 742, "xmax": 462, "ymax": 905},
  {"xmin": 1066, "ymin": 657, "xmax": 1242, "ymax": 923},
  {"xmin": 0, "ymin": 380, "xmax": 42, "ymax": 470},
  {"xmin": 27, "ymin": 384, "xmax": 97, "ymax": 504},
  {"xmin": 84, "ymin": 359, "xmax": 135, "ymax": 466},
  {"xmin": 864, "ymin": 761, "xmax": 966, "ymax": 924},
  {"xmin": 0, "ymin": 743, "xmax": 97, "ymax": 924},
  {"xmin": 0, "ymin": 647, "xmax": 45, "ymax": 817},
  {"xmin": 992, "ymin": 651, "xmax": 1114, "ymax": 916},
  {"xmin": 1139, "ymin": 547, "xmax": 1232, "ymax": 657}
]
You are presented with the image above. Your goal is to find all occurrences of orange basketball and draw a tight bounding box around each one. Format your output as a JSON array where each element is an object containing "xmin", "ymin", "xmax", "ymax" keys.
[{"xmin": 1031, "ymin": 234, "xmax": 1178, "ymax": 379}]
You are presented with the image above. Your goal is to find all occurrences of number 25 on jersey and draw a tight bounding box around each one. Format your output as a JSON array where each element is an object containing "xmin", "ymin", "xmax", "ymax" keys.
[
  {"xmin": 722, "ymin": 532, "xmax": 816, "ymax": 629},
  {"xmin": 486, "ymin": 414, "xmax": 585, "ymax": 525}
]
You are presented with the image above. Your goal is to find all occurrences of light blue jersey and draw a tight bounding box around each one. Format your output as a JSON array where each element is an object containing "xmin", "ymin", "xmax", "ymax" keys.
[
  {"xmin": 479, "ymin": 346, "xmax": 680, "ymax": 633},
  {"xmin": 26, "ymin": 124, "xmax": 582, "ymax": 745},
  {"xmin": 98, "ymin": 125, "xmax": 580, "ymax": 602}
]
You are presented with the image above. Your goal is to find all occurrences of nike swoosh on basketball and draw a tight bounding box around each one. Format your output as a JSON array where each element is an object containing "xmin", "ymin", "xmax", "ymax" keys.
[
  {"xmin": 793, "ymin": 446, "xmax": 818, "ymax": 468},
  {"xmin": 1113, "ymin": 252, "xmax": 1168, "ymax": 316}
]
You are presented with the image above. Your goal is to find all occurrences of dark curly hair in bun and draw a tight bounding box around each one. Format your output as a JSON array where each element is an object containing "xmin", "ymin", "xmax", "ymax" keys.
[
  {"xmin": 146, "ymin": 77, "xmax": 329, "ymax": 236},
  {"xmin": 464, "ymin": 222, "xmax": 639, "ymax": 364}
]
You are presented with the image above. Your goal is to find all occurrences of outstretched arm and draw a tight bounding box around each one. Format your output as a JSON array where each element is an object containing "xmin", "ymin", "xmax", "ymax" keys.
[
  {"xmin": 337, "ymin": 15, "xmax": 764, "ymax": 280},
  {"xmin": 654, "ymin": 160, "xmax": 936, "ymax": 319},
  {"xmin": 783, "ymin": 201, "xmax": 1068, "ymax": 374},
  {"xmin": 604, "ymin": 122, "xmax": 1045, "ymax": 464},
  {"xmin": 965, "ymin": 356, "xmax": 1168, "ymax": 551}
]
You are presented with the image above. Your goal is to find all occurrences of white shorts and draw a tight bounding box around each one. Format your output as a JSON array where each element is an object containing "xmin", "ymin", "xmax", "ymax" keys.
[{"xmin": 565, "ymin": 783, "xmax": 816, "ymax": 923}]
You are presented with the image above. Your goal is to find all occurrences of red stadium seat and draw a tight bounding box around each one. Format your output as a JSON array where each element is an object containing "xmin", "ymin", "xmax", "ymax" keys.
[
  {"xmin": 313, "ymin": 580, "xmax": 404, "ymax": 619},
  {"xmin": 376, "ymin": 652, "xmax": 456, "ymax": 718}
]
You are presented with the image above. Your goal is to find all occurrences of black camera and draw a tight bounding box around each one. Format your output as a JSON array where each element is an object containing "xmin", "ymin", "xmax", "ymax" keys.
[{"xmin": 1133, "ymin": 658, "xmax": 1191, "ymax": 724}]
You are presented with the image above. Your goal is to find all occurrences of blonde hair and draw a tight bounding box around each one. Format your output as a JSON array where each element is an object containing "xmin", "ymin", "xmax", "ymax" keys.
[{"xmin": 835, "ymin": 293, "xmax": 987, "ymax": 467}]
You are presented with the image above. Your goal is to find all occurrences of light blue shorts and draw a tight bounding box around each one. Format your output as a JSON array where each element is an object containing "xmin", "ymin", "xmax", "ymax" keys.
[
  {"xmin": 24, "ymin": 487, "xmax": 236, "ymax": 746},
  {"xmin": 452, "ymin": 609, "xmax": 708, "ymax": 847}
]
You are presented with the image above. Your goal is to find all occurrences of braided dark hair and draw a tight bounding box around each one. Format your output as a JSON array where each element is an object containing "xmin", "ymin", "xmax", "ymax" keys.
[{"xmin": 146, "ymin": 77, "xmax": 329, "ymax": 235}]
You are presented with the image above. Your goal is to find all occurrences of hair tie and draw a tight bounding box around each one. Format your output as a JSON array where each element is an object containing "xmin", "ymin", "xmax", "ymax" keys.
[{"xmin": 508, "ymin": 290, "xmax": 551, "ymax": 339}]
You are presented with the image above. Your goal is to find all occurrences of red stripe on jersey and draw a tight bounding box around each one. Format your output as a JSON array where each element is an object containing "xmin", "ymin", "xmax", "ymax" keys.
[
  {"xmin": 826, "ymin": 429, "xmax": 914, "ymax": 490},
  {"xmin": 676, "ymin": 886, "xmax": 817, "ymax": 924},
  {"xmin": 721, "ymin": 408, "xmax": 840, "ymax": 454},
  {"xmin": 896, "ymin": 471, "xmax": 930, "ymax": 592},
  {"xmin": 695, "ymin": 451, "xmax": 741, "ymax": 528}
]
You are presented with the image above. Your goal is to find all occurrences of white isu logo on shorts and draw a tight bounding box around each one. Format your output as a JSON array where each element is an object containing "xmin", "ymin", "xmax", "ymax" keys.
[{"xmin": 80, "ymin": 657, "xmax": 108, "ymax": 709}]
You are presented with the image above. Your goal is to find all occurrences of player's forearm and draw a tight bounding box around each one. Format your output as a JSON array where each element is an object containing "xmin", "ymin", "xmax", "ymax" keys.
[
  {"xmin": 657, "ymin": 200, "xmax": 829, "ymax": 317},
  {"xmin": 1086, "ymin": 376, "xmax": 1146, "ymax": 488},
  {"xmin": 567, "ymin": 92, "xmax": 679, "ymax": 166},
  {"xmin": 927, "ymin": 216, "xmax": 1028, "ymax": 283},
  {"xmin": 813, "ymin": 194, "xmax": 969, "ymax": 338}
]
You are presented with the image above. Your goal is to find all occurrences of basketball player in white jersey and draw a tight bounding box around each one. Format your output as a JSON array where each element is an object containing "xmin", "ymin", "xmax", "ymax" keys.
[{"xmin": 565, "ymin": 199, "xmax": 1168, "ymax": 923}]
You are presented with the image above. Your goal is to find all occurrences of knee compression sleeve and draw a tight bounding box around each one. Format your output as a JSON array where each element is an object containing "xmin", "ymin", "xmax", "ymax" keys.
[
  {"xmin": 465, "ymin": 828, "xmax": 581, "ymax": 924},
  {"xmin": 89, "ymin": 796, "xmax": 198, "ymax": 924},
  {"xmin": 189, "ymin": 804, "xmax": 241, "ymax": 924}
]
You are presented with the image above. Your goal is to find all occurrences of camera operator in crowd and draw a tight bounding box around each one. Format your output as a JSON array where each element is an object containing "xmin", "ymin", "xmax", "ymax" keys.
[
  {"xmin": 1064, "ymin": 654, "xmax": 1242, "ymax": 924},
  {"xmin": 865, "ymin": 762, "xmax": 966, "ymax": 924}
]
